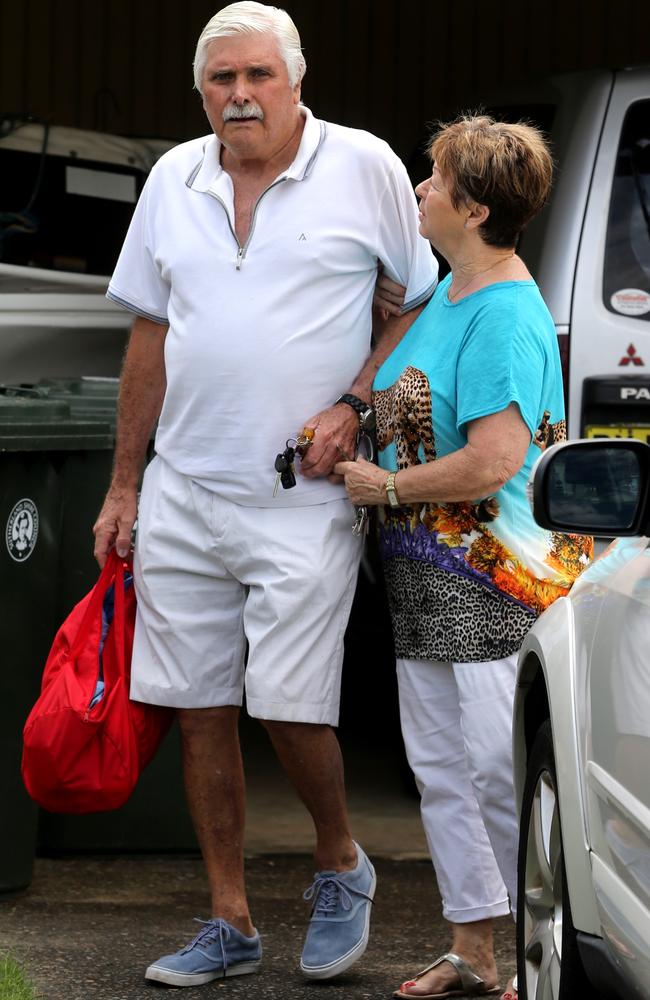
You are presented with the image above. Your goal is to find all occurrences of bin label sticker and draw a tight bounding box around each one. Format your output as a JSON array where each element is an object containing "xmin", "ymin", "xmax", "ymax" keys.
[{"xmin": 6, "ymin": 499, "xmax": 39, "ymax": 562}]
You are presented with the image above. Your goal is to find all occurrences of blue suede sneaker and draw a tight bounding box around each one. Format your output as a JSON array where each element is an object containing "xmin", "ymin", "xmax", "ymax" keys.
[
  {"xmin": 300, "ymin": 841, "xmax": 376, "ymax": 980},
  {"xmin": 144, "ymin": 918, "xmax": 262, "ymax": 986}
]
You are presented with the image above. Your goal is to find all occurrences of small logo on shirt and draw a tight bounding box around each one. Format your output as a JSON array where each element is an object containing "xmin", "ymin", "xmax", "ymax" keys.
[{"xmin": 298, "ymin": 233, "xmax": 307, "ymax": 241}]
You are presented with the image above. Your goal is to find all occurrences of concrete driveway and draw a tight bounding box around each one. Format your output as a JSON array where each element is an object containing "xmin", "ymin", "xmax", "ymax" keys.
[{"xmin": 2, "ymin": 853, "xmax": 516, "ymax": 1000}]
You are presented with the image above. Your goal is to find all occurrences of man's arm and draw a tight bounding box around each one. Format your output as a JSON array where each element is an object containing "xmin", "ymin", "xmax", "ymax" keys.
[
  {"xmin": 349, "ymin": 303, "xmax": 425, "ymax": 402},
  {"xmin": 299, "ymin": 303, "xmax": 425, "ymax": 479},
  {"xmin": 93, "ymin": 315, "xmax": 168, "ymax": 565}
]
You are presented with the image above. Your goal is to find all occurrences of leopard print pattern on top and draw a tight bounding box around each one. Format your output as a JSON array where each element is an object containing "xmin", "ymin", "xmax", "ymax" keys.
[
  {"xmin": 384, "ymin": 557, "xmax": 536, "ymax": 662},
  {"xmin": 372, "ymin": 366, "xmax": 436, "ymax": 470},
  {"xmin": 533, "ymin": 410, "xmax": 567, "ymax": 451},
  {"xmin": 373, "ymin": 363, "xmax": 576, "ymax": 661}
]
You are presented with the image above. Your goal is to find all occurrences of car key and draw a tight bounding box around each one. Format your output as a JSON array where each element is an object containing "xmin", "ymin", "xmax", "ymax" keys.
[
  {"xmin": 273, "ymin": 443, "xmax": 297, "ymax": 497},
  {"xmin": 273, "ymin": 451, "xmax": 288, "ymax": 497},
  {"xmin": 352, "ymin": 506, "xmax": 369, "ymax": 536},
  {"xmin": 281, "ymin": 443, "xmax": 296, "ymax": 490}
]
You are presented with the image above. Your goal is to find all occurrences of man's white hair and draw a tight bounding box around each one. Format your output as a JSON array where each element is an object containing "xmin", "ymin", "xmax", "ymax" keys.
[{"xmin": 193, "ymin": 1, "xmax": 306, "ymax": 93}]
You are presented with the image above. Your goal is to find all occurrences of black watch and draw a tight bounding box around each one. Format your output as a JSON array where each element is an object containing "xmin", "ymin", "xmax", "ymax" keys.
[{"xmin": 334, "ymin": 393, "xmax": 376, "ymax": 432}]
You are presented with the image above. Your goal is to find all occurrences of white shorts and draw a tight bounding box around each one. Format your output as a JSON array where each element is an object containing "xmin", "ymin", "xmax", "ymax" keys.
[{"xmin": 131, "ymin": 456, "xmax": 361, "ymax": 724}]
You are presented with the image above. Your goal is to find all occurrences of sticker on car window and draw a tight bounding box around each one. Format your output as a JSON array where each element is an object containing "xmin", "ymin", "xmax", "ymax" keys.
[{"xmin": 610, "ymin": 289, "xmax": 650, "ymax": 316}]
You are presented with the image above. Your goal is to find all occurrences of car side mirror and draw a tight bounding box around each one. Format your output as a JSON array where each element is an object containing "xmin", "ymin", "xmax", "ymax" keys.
[{"xmin": 530, "ymin": 439, "xmax": 650, "ymax": 536}]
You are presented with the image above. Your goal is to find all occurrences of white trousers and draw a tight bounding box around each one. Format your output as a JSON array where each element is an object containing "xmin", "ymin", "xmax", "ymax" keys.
[{"xmin": 397, "ymin": 653, "xmax": 519, "ymax": 923}]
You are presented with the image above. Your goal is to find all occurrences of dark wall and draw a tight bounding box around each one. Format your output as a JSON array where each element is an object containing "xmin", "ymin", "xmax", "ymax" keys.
[{"xmin": 1, "ymin": 0, "xmax": 650, "ymax": 164}]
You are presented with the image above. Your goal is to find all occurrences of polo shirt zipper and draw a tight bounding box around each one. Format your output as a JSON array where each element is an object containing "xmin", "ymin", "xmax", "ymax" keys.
[{"xmin": 208, "ymin": 176, "xmax": 288, "ymax": 270}]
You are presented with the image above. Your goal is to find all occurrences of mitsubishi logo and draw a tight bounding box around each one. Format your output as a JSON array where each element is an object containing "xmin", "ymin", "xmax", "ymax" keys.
[{"xmin": 619, "ymin": 343, "xmax": 644, "ymax": 366}]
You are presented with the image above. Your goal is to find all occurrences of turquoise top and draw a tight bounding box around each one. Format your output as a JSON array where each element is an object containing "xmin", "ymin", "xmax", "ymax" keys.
[{"xmin": 372, "ymin": 273, "xmax": 592, "ymax": 662}]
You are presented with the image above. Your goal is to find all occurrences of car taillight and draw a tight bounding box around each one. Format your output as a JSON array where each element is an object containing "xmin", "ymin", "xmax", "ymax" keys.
[{"xmin": 557, "ymin": 329, "xmax": 569, "ymax": 414}]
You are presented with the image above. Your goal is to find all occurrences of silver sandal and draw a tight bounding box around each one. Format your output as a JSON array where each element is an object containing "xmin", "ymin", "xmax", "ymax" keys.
[{"xmin": 394, "ymin": 951, "xmax": 501, "ymax": 999}]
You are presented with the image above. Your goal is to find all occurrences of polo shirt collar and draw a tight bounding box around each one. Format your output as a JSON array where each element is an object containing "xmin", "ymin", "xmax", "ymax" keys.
[{"xmin": 186, "ymin": 105, "xmax": 325, "ymax": 193}]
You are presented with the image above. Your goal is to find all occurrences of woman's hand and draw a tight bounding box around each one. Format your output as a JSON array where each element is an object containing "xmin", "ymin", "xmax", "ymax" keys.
[
  {"xmin": 373, "ymin": 269, "xmax": 407, "ymax": 318},
  {"xmin": 333, "ymin": 457, "xmax": 388, "ymax": 506}
]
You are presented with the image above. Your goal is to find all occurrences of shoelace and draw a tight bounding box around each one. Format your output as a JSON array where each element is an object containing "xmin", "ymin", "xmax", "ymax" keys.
[
  {"xmin": 181, "ymin": 918, "xmax": 231, "ymax": 970},
  {"xmin": 303, "ymin": 872, "xmax": 372, "ymax": 916}
]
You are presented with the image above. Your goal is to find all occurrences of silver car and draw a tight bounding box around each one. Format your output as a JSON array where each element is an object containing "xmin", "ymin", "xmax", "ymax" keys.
[{"xmin": 515, "ymin": 438, "xmax": 650, "ymax": 999}]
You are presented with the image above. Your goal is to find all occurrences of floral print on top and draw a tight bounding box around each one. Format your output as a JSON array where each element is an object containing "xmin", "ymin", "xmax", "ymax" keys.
[{"xmin": 373, "ymin": 274, "xmax": 593, "ymax": 663}]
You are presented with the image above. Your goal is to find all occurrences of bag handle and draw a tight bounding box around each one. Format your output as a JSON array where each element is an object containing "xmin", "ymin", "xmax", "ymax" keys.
[
  {"xmin": 106, "ymin": 549, "xmax": 129, "ymax": 683},
  {"xmin": 68, "ymin": 550, "xmax": 130, "ymax": 665}
]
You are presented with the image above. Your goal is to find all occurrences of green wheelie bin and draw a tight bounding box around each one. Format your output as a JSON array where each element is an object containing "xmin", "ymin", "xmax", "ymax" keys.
[
  {"xmin": 21, "ymin": 382, "xmax": 196, "ymax": 854},
  {"xmin": 0, "ymin": 392, "xmax": 113, "ymax": 894}
]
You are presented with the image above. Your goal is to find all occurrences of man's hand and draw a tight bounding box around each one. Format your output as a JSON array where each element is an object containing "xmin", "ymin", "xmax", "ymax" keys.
[
  {"xmin": 93, "ymin": 483, "xmax": 138, "ymax": 567},
  {"xmin": 373, "ymin": 270, "xmax": 407, "ymax": 318},
  {"xmin": 298, "ymin": 404, "xmax": 360, "ymax": 479},
  {"xmin": 333, "ymin": 457, "xmax": 387, "ymax": 505}
]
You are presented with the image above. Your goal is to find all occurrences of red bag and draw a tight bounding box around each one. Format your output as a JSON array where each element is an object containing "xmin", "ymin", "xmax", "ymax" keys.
[{"xmin": 21, "ymin": 551, "xmax": 173, "ymax": 813}]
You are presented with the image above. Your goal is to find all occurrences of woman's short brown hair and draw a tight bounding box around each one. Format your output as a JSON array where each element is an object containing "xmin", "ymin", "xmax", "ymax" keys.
[{"xmin": 429, "ymin": 114, "xmax": 553, "ymax": 248}]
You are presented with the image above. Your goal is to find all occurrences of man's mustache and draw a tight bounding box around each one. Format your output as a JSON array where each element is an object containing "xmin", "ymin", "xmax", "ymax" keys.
[{"xmin": 223, "ymin": 104, "xmax": 264, "ymax": 122}]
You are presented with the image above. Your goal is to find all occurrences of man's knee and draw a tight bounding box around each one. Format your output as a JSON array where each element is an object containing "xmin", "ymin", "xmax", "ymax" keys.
[
  {"xmin": 260, "ymin": 718, "xmax": 330, "ymax": 745},
  {"xmin": 177, "ymin": 705, "xmax": 240, "ymax": 741}
]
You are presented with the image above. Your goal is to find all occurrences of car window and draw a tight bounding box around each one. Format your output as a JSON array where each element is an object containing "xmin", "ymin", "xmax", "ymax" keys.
[
  {"xmin": 0, "ymin": 137, "xmax": 144, "ymax": 277},
  {"xmin": 603, "ymin": 100, "xmax": 650, "ymax": 322}
]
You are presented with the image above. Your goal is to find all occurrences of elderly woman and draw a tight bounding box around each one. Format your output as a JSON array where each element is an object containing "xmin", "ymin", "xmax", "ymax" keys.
[{"xmin": 335, "ymin": 116, "xmax": 592, "ymax": 1000}]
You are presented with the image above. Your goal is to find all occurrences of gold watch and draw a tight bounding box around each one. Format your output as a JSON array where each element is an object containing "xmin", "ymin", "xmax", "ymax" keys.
[{"xmin": 385, "ymin": 472, "xmax": 401, "ymax": 508}]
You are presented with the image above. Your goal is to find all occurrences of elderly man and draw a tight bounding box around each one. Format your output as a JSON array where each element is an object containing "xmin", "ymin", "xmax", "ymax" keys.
[{"xmin": 94, "ymin": 0, "xmax": 437, "ymax": 988}]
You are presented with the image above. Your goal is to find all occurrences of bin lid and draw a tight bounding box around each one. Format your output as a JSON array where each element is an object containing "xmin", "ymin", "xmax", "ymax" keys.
[
  {"xmin": 30, "ymin": 376, "xmax": 120, "ymax": 424},
  {"xmin": 37, "ymin": 376, "xmax": 120, "ymax": 398},
  {"xmin": 0, "ymin": 393, "xmax": 70, "ymax": 420},
  {"xmin": 0, "ymin": 389, "xmax": 114, "ymax": 451}
]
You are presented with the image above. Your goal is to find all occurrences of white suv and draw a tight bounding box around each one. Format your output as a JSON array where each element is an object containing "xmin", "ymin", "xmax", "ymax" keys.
[{"xmin": 487, "ymin": 67, "xmax": 650, "ymax": 442}]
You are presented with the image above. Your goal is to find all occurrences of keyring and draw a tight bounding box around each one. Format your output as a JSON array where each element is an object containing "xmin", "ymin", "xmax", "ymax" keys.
[{"xmin": 296, "ymin": 426, "xmax": 315, "ymax": 455}]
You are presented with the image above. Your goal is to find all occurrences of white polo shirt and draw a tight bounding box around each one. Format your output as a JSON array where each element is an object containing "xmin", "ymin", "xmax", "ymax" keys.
[{"xmin": 107, "ymin": 106, "xmax": 438, "ymax": 506}]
